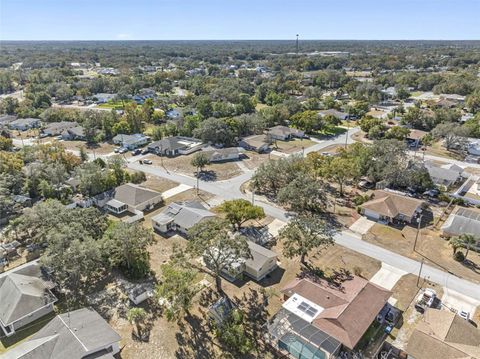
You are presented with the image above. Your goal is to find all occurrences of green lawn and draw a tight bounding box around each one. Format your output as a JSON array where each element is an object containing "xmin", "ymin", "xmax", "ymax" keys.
[
  {"xmin": 0, "ymin": 312, "xmax": 56, "ymax": 354},
  {"xmin": 97, "ymin": 100, "xmax": 134, "ymax": 110}
]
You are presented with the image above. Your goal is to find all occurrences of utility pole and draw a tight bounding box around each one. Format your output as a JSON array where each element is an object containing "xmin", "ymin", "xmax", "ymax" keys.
[
  {"xmin": 417, "ymin": 258, "xmax": 425, "ymax": 287},
  {"xmin": 296, "ymin": 34, "xmax": 299, "ymax": 55},
  {"xmin": 413, "ymin": 214, "xmax": 423, "ymax": 252}
]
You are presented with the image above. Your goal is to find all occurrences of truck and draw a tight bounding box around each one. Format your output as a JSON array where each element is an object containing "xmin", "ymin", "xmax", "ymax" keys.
[{"xmin": 415, "ymin": 288, "xmax": 437, "ymax": 313}]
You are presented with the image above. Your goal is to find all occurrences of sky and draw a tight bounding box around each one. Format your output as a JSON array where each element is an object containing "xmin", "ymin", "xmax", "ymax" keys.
[{"xmin": 1, "ymin": 0, "xmax": 479, "ymax": 41}]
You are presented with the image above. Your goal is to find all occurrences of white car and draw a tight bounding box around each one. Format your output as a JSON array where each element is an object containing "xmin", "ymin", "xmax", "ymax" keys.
[{"xmin": 459, "ymin": 310, "xmax": 470, "ymax": 320}]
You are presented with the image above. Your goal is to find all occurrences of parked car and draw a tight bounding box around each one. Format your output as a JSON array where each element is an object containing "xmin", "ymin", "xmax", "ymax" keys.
[
  {"xmin": 141, "ymin": 149, "xmax": 150, "ymax": 155},
  {"xmin": 142, "ymin": 159, "xmax": 152, "ymax": 164},
  {"xmin": 118, "ymin": 147, "xmax": 128, "ymax": 154},
  {"xmin": 460, "ymin": 310, "xmax": 470, "ymax": 320},
  {"xmin": 415, "ymin": 289, "xmax": 437, "ymax": 313},
  {"xmin": 131, "ymin": 149, "xmax": 142, "ymax": 156}
]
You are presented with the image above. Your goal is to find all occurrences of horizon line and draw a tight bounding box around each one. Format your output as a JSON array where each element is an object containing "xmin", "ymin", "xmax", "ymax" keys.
[{"xmin": 1, "ymin": 39, "xmax": 480, "ymax": 42}]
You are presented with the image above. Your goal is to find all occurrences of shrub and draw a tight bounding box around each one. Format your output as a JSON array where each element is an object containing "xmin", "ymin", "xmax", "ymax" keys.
[
  {"xmin": 130, "ymin": 171, "xmax": 146, "ymax": 184},
  {"xmin": 454, "ymin": 251, "xmax": 465, "ymax": 262}
]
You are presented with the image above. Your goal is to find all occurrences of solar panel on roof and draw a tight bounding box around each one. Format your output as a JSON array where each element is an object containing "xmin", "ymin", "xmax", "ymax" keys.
[{"xmin": 298, "ymin": 301, "xmax": 319, "ymax": 318}]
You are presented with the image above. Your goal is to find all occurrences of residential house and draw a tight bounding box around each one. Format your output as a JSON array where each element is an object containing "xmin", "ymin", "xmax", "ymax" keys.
[
  {"xmin": 151, "ymin": 201, "xmax": 215, "ymax": 235},
  {"xmin": 318, "ymin": 109, "xmax": 349, "ymax": 121},
  {"xmin": 147, "ymin": 136, "xmax": 204, "ymax": 157},
  {"xmin": 62, "ymin": 125, "xmax": 86, "ymax": 141},
  {"xmin": 0, "ymin": 115, "xmax": 16, "ymax": 128},
  {"xmin": 468, "ymin": 139, "xmax": 480, "ymax": 156},
  {"xmin": 267, "ymin": 125, "xmax": 305, "ymax": 141},
  {"xmin": 0, "ymin": 261, "xmax": 56, "ymax": 337},
  {"xmin": 425, "ymin": 161, "xmax": 463, "ymax": 188},
  {"xmin": 215, "ymin": 240, "xmax": 278, "ymax": 282},
  {"xmin": 92, "ymin": 93, "xmax": 116, "ymax": 104},
  {"xmin": 244, "ymin": 241, "xmax": 278, "ymax": 281},
  {"xmin": 360, "ymin": 190, "xmax": 425, "ymax": 224},
  {"xmin": 41, "ymin": 121, "xmax": 78, "ymax": 137},
  {"xmin": 202, "ymin": 147, "xmax": 243, "ymax": 162},
  {"xmin": 238, "ymin": 134, "xmax": 272, "ymax": 153},
  {"xmin": 452, "ymin": 175, "xmax": 480, "ymax": 206},
  {"xmin": 441, "ymin": 206, "xmax": 480, "ymax": 250},
  {"xmin": 266, "ymin": 276, "xmax": 392, "ymax": 358},
  {"xmin": 8, "ymin": 118, "xmax": 41, "ymax": 131},
  {"xmin": 406, "ymin": 129, "xmax": 428, "ymax": 148},
  {"xmin": 3, "ymin": 308, "xmax": 121, "ymax": 359},
  {"xmin": 406, "ymin": 308, "xmax": 480, "ymax": 359},
  {"xmin": 104, "ymin": 183, "xmax": 163, "ymax": 215},
  {"xmin": 112, "ymin": 133, "xmax": 150, "ymax": 150}
]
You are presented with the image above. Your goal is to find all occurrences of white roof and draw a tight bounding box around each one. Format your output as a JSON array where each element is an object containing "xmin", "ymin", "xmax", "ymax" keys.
[{"xmin": 282, "ymin": 293, "xmax": 324, "ymax": 323}]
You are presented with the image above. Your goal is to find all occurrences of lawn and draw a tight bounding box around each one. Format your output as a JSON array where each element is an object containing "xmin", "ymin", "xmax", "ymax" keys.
[
  {"xmin": 425, "ymin": 141, "xmax": 465, "ymax": 161},
  {"xmin": 97, "ymin": 100, "xmax": 133, "ymax": 110},
  {"xmin": 364, "ymin": 223, "xmax": 480, "ymax": 284},
  {"xmin": 273, "ymin": 138, "xmax": 316, "ymax": 154}
]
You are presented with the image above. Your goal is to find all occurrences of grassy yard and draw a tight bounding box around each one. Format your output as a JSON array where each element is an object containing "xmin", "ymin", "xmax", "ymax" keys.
[
  {"xmin": 273, "ymin": 138, "xmax": 316, "ymax": 154},
  {"xmin": 97, "ymin": 100, "xmax": 133, "ymax": 110},
  {"xmin": 364, "ymin": 223, "xmax": 480, "ymax": 284},
  {"xmin": 425, "ymin": 141, "xmax": 465, "ymax": 160}
]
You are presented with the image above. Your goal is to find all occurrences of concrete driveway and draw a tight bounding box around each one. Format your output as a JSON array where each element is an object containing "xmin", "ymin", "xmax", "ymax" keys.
[
  {"xmin": 370, "ymin": 263, "xmax": 407, "ymax": 290},
  {"xmin": 267, "ymin": 218, "xmax": 287, "ymax": 238},
  {"xmin": 349, "ymin": 217, "xmax": 376, "ymax": 235},
  {"xmin": 441, "ymin": 287, "xmax": 480, "ymax": 317},
  {"xmin": 161, "ymin": 184, "xmax": 192, "ymax": 199}
]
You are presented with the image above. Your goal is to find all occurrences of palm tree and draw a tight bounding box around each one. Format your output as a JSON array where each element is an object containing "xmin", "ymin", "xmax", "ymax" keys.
[
  {"xmin": 127, "ymin": 307, "xmax": 147, "ymax": 338},
  {"xmin": 460, "ymin": 234, "xmax": 478, "ymax": 259},
  {"xmin": 449, "ymin": 236, "xmax": 464, "ymax": 255}
]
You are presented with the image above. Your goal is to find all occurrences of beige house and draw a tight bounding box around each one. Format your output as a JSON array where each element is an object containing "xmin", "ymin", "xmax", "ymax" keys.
[{"xmin": 360, "ymin": 190, "xmax": 425, "ymax": 224}]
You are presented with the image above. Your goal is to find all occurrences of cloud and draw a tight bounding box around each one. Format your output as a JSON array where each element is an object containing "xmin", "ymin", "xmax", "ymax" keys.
[{"xmin": 116, "ymin": 33, "xmax": 133, "ymax": 40}]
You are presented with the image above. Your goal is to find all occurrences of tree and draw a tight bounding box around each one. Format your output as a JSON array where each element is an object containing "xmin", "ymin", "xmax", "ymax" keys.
[
  {"xmin": 290, "ymin": 110, "xmax": 322, "ymax": 134},
  {"xmin": 432, "ymin": 123, "xmax": 469, "ymax": 151},
  {"xmin": 127, "ymin": 307, "xmax": 147, "ymax": 338},
  {"xmin": 460, "ymin": 234, "xmax": 477, "ymax": 259},
  {"xmin": 187, "ymin": 219, "xmax": 251, "ymax": 295},
  {"xmin": 324, "ymin": 156, "xmax": 358, "ymax": 196},
  {"xmin": 215, "ymin": 309, "xmax": 253, "ymax": 355},
  {"xmin": 449, "ymin": 236, "xmax": 464, "ymax": 255},
  {"xmin": 0, "ymin": 136, "xmax": 13, "ymax": 151},
  {"xmin": 193, "ymin": 118, "xmax": 235, "ymax": 146},
  {"xmin": 102, "ymin": 222, "xmax": 154, "ymax": 279},
  {"xmin": 386, "ymin": 126, "xmax": 411, "ymax": 141},
  {"xmin": 155, "ymin": 263, "xmax": 198, "ymax": 321},
  {"xmin": 218, "ymin": 199, "xmax": 265, "ymax": 230},
  {"xmin": 279, "ymin": 214, "xmax": 334, "ymax": 265},
  {"xmin": 277, "ymin": 175, "xmax": 327, "ymax": 213},
  {"xmin": 190, "ymin": 152, "xmax": 210, "ymax": 176}
]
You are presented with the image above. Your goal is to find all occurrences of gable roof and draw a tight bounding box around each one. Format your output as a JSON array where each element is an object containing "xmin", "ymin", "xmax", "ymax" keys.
[
  {"xmin": 42, "ymin": 121, "xmax": 78, "ymax": 136},
  {"xmin": 361, "ymin": 190, "xmax": 424, "ymax": 219},
  {"xmin": 246, "ymin": 241, "xmax": 277, "ymax": 271},
  {"xmin": 0, "ymin": 262, "xmax": 56, "ymax": 326},
  {"xmin": 3, "ymin": 308, "xmax": 121, "ymax": 359},
  {"xmin": 406, "ymin": 308, "xmax": 480, "ymax": 359},
  {"xmin": 152, "ymin": 201, "xmax": 216, "ymax": 230},
  {"xmin": 268, "ymin": 125, "xmax": 304, "ymax": 137},
  {"xmin": 441, "ymin": 206, "xmax": 480, "ymax": 237},
  {"xmin": 281, "ymin": 276, "xmax": 391, "ymax": 349},
  {"xmin": 112, "ymin": 183, "xmax": 162, "ymax": 208},
  {"xmin": 148, "ymin": 136, "xmax": 202, "ymax": 152},
  {"xmin": 425, "ymin": 163, "xmax": 461, "ymax": 183}
]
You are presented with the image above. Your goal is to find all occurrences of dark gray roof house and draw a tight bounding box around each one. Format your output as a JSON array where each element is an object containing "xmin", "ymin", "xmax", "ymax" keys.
[
  {"xmin": 42, "ymin": 121, "xmax": 78, "ymax": 137},
  {"xmin": 104, "ymin": 183, "xmax": 163, "ymax": 214},
  {"xmin": 148, "ymin": 136, "xmax": 204, "ymax": 157},
  {"xmin": 151, "ymin": 201, "xmax": 216, "ymax": 235},
  {"xmin": 0, "ymin": 261, "xmax": 56, "ymax": 337},
  {"xmin": 0, "ymin": 115, "xmax": 17, "ymax": 127},
  {"xmin": 8, "ymin": 118, "xmax": 41, "ymax": 131},
  {"xmin": 238, "ymin": 135, "xmax": 272, "ymax": 153},
  {"xmin": 425, "ymin": 162, "xmax": 462, "ymax": 187},
  {"xmin": 442, "ymin": 206, "xmax": 480, "ymax": 251},
  {"xmin": 2, "ymin": 308, "xmax": 121, "ymax": 359}
]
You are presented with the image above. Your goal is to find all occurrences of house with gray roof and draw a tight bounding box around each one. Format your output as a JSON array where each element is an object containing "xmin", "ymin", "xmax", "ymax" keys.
[
  {"xmin": 425, "ymin": 162, "xmax": 463, "ymax": 188},
  {"xmin": 104, "ymin": 183, "xmax": 163, "ymax": 215},
  {"xmin": 442, "ymin": 206, "xmax": 480, "ymax": 250},
  {"xmin": 147, "ymin": 136, "xmax": 204, "ymax": 157},
  {"xmin": 0, "ymin": 261, "xmax": 56, "ymax": 337},
  {"xmin": 151, "ymin": 201, "xmax": 216, "ymax": 235},
  {"xmin": 2, "ymin": 307, "xmax": 121, "ymax": 359},
  {"xmin": 41, "ymin": 121, "xmax": 78, "ymax": 137},
  {"xmin": 267, "ymin": 126, "xmax": 305, "ymax": 141},
  {"xmin": 112, "ymin": 133, "xmax": 150, "ymax": 150},
  {"xmin": 0, "ymin": 115, "xmax": 16, "ymax": 128},
  {"xmin": 8, "ymin": 118, "xmax": 41, "ymax": 131},
  {"xmin": 318, "ymin": 109, "xmax": 349, "ymax": 121},
  {"xmin": 238, "ymin": 134, "xmax": 272, "ymax": 153},
  {"xmin": 62, "ymin": 125, "xmax": 85, "ymax": 141},
  {"xmin": 202, "ymin": 147, "xmax": 243, "ymax": 162}
]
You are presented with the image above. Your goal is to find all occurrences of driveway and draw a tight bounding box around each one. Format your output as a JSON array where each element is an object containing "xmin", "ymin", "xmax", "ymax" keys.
[
  {"xmin": 161, "ymin": 184, "xmax": 192, "ymax": 199},
  {"xmin": 441, "ymin": 287, "xmax": 480, "ymax": 316},
  {"xmin": 267, "ymin": 218, "xmax": 287, "ymax": 238},
  {"xmin": 370, "ymin": 263, "xmax": 407, "ymax": 290},
  {"xmin": 349, "ymin": 217, "xmax": 376, "ymax": 235}
]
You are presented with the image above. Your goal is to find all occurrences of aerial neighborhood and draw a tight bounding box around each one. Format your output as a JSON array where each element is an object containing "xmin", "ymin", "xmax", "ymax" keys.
[{"xmin": 1, "ymin": 23, "xmax": 480, "ymax": 359}]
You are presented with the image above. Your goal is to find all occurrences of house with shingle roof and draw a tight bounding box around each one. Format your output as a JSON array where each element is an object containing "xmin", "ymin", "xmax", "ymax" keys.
[
  {"xmin": 0, "ymin": 261, "xmax": 56, "ymax": 337},
  {"xmin": 266, "ymin": 276, "xmax": 391, "ymax": 357},
  {"xmin": 441, "ymin": 206, "xmax": 480, "ymax": 251},
  {"xmin": 406, "ymin": 308, "xmax": 480, "ymax": 359},
  {"xmin": 2, "ymin": 307, "xmax": 121, "ymax": 359},
  {"xmin": 147, "ymin": 136, "xmax": 204, "ymax": 157},
  {"xmin": 360, "ymin": 190, "xmax": 425, "ymax": 224},
  {"xmin": 104, "ymin": 183, "xmax": 163, "ymax": 215},
  {"xmin": 202, "ymin": 147, "xmax": 243, "ymax": 162},
  {"xmin": 151, "ymin": 201, "xmax": 216, "ymax": 235},
  {"xmin": 8, "ymin": 118, "xmax": 41, "ymax": 131},
  {"xmin": 267, "ymin": 126, "xmax": 305, "ymax": 141}
]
